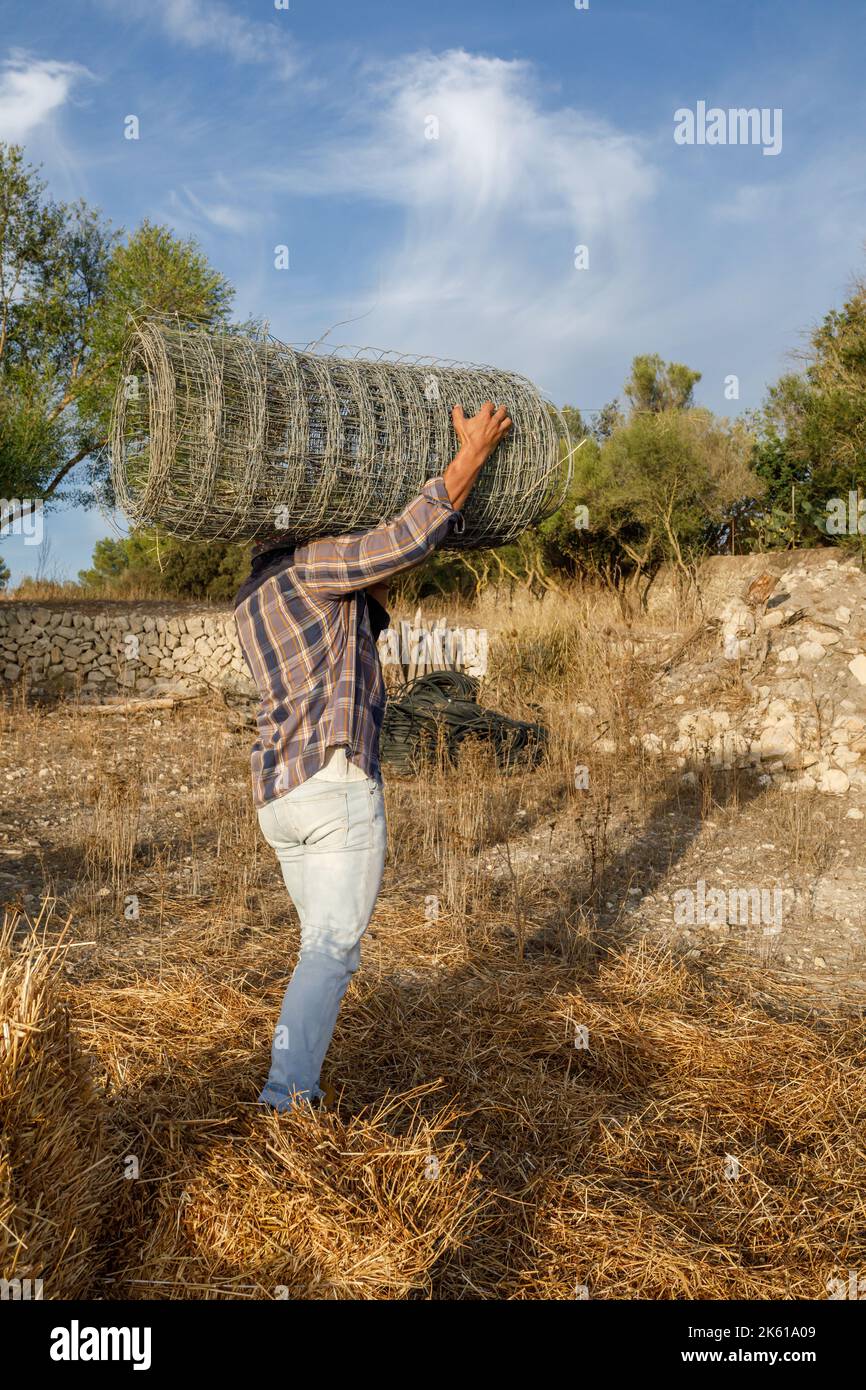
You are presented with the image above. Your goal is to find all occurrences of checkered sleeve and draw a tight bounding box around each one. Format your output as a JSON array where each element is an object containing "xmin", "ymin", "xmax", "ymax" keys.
[{"xmin": 292, "ymin": 476, "xmax": 462, "ymax": 596}]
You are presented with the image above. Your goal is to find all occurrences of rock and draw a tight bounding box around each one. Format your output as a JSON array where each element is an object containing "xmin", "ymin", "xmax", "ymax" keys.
[
  {"xmin": 832, "ymin": 746, "xmax": 860, "ymax": 768},
  {"xmin": 781, "ymin": 775, "xmax": 815, "ymax": 793},
  {"xmin": 759, "ymin": 726, "xmax": 799, "ymax": 760},
  {"xmin": 848, "ymin": 654, "xmax": 866, "ymax": 685},
  {"xmin": 834, "ymin": 715, "xmax": 866, "ymax": 732},
  {"xmin": 767, "ymin": 698, "xmax": 793, "ymax": 719},
  {"xmin": 777, "ymin": 646, "xmax": 799, "ymax": 664},
  {"xmin": 797, "ymin": 640, "xmax": 826, "ymax": 663},
  {"xmin": 761, "ymin": 610, "xmax": 785, "ymax": 629},
  {"xmin": 677, "ymin": 711, "xmax": 718, "ymax": 741},
  {"xmin": 818, "ymin": 768, "xmax": 850, "ymax": 795}
]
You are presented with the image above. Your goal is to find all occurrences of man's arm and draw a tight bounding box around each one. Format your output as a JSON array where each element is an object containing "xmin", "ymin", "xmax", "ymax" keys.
[
  {"xmin": 444, "ymin": 402, "xmax": 511, "ymax": 509},
  {"xmin": 292, "ymin": 402, "xmax": 512, "ymax": 598}
]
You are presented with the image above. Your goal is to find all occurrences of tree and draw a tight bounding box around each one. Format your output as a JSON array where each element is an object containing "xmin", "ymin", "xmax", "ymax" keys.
[
  {"xmin": 751, "ymin": 269, "xmax": 866, "ymax": 547},
  {"xmin": 590, "ymin": 399, "xmax": 623, "ymax": 443},
  {"xmin": 599, "ymin": 408, "xmax": 757, "ymax": 583},
  {"xmin": 542, "ymin": 355, "xmax": 759, "ymax": 591},
  {"xmin": 624, "ymin": 353, "xmax": 702, "ymax": 414},
  {"xmin": 0, "ymin": 144, "xmax": 116, "ymax": 503},
  {"xmin": 78, "ymin": 530, "xmax": 250, "ymax": 601},
  {"xmin": 75, "ymin": 219, "xmax": 236, "ymax": 471},
  {"xmin": 0, "ymin": 143, "xmax": 235, "ymax": 510}
]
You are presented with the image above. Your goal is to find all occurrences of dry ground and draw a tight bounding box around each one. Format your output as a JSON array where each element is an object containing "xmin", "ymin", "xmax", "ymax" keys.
[{"xmin": 2, "ymin": 586, "xmax": 865, "ymax": 1299}]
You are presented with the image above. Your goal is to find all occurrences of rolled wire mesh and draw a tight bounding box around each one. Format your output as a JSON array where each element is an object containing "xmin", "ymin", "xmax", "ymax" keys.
[{"xmin": 111, "ymin": 317, "xmax": 572, "ymax": 548}]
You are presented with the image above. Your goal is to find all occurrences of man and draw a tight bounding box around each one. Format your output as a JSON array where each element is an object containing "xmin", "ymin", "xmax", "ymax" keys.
[{"xmin": 234, "ymin": 400, "xmax": 512, "ymax": 1112}]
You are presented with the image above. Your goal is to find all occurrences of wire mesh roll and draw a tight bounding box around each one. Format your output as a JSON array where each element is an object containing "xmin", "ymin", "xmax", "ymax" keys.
[{"xmin": 110, "ymin": 318, "xmax": 572, "ymax": 548}]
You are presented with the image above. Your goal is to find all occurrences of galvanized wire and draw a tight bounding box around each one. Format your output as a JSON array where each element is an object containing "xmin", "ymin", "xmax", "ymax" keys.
[
  {"xmin": 380, "ymin": 670, "xmax": 548, "ymax": 773},
  {"xmin": 111, "ymin": 317, "xmax": 572, "ymax": 548}
]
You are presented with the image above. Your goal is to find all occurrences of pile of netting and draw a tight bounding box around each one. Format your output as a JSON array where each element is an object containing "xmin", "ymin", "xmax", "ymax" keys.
[{"xmin": 379, "ymin": 670, "xmax": 548, "ymax": 774}]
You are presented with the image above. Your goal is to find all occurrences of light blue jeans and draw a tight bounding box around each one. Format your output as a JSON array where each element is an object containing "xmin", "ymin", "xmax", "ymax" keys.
[{"xmin": 256, "ymin": 773, "xmax": 387, "ymax": 1110}]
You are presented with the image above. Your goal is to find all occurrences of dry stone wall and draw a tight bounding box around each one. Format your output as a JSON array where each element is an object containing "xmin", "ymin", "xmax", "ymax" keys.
[
  {"xmin": 0, "ymin": 602, "xmax": 256, "ymax": 698},
  {"xmin": 0, "ymin": 601, "xmax": 483, "ymax": 698}
]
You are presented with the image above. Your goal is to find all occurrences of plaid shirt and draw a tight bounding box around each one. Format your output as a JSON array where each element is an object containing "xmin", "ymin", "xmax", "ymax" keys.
[{"xmin": 234, "ymin": 476, "xmax": 462, "ymax": 807}]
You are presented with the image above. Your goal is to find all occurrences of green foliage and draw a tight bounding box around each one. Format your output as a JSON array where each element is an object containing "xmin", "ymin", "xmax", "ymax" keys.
[
  {"xmin": 0, "ymin": 142, "xmax": 234, "ymax": 510},
  {"xmin": 623, "ymin": 354, "xmax": 702, "ymax": 414},
  {"xmin": 747, "ymin": 274, "xmax": 866, "ymax": 548},
  {"xmin": 542, "ymin": 358, "xmax": 759, "ymax": 585},
  {"xmin": 0, "ymin": 379, "xmax": 67, "ymax": 499},
  {"xmin": 0, "ymin": 144, "xmax": 115, "ymax": 503},
  {"xmin": 76, "ymin": 219, "xmax": 235, "ymax": 452},
  {"xmin": 78, "ymin": 530, "xmax": 250, "ymax": 601},
  {"xmin": 601, "ymin": 408, "xmax": 756, "ymax": 570}
]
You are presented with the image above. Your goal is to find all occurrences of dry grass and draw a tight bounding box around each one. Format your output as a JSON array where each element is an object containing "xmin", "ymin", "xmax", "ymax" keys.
[
  {"xmin": 4, "ymin": 577, "xmax": 172, "ymax": 602},
  {"xmin": 1, "ymin": 581, "xmax": 865, "ymax": 1300},
  {"xmin": 0, "ymin": 907, "xmax": 118, "ymax": 1298}
]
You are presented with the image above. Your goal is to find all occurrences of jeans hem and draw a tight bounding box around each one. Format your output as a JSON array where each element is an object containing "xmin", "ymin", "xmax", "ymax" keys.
[{"xmin": 259, "ymin": 1081, "xmax": 324, "ymax": 1111}]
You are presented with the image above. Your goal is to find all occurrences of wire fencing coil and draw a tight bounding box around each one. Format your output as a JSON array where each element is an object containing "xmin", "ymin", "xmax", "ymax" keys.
[{"xmin": 111, "ymin": 318, "xmax": 572, "ymax": 548}]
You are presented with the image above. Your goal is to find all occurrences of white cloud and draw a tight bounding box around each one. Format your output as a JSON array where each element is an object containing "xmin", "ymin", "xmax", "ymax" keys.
[
  {"xmin": 173, "ymin": 183, "xmax": 254, "ymax": 235},
  {"xmin": 712, "ymin": 182, "xmax": 782, "ymax": 224},
  {"xmin": 98, "ymin": 0, "xmax": 297, "ymax": 77},
  {"xmin": 0, "ymin": 53, "xmax": 86, "ymax": 142},
  {"xmin": 266, "ymin": 50, "xmax": 657, "ymax": 385}
]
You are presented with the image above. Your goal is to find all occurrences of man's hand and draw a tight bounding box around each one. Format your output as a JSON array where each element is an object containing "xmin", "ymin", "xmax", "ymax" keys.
[
  {"xmin": 444, "ymin": 401, "xmax": 512, "ymax": 511},
  {"xmin": 452, "ymin": 401, "xmax": 512, "ymax": 461}
]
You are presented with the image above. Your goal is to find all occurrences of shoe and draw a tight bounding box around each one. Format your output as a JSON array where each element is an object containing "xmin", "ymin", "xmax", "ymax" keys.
[{"xmin": 319, "ymin": 1080, "xmax": 336, "ymax": 1112}]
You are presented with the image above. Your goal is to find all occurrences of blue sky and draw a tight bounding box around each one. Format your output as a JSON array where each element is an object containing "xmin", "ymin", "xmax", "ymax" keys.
[{"xmin": 2, "ymin": 0, "xmax": 865, "ymax": 581}]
